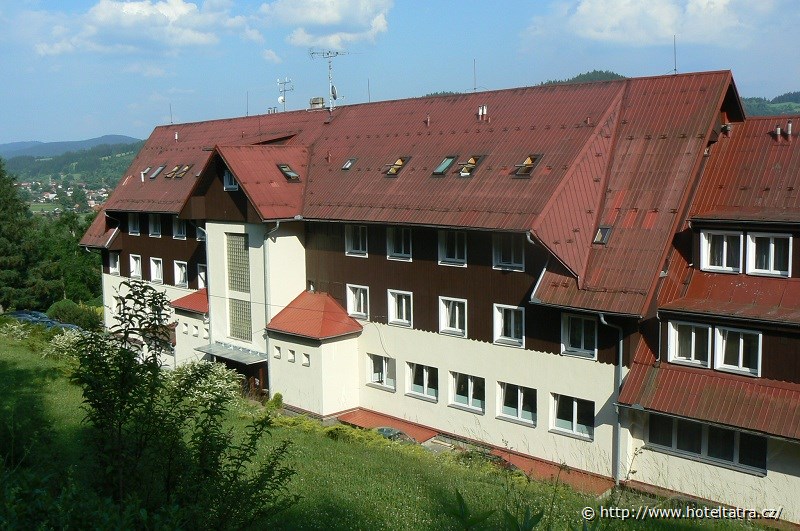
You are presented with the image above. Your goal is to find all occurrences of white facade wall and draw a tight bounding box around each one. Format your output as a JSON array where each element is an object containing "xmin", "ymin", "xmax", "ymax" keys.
[
  {"xmin": 626, "ymin": 411, "xmax": 800, "ymax": 523},
  {"xmin": 170, "ymin": 311, "xmax": 209, "ymax": 368}
]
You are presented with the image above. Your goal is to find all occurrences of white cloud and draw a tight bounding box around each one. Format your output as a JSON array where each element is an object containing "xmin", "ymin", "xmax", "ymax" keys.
[
  {"xmin": 260, "ymin": 0, "xmax": 391, "ymax": 49},
  {"xmin": 262, "ymin": 48, "xmax": 281, "ymax": 63}
]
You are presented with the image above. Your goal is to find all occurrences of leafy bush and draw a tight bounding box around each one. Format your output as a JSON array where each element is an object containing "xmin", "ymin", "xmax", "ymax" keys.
[
  {"xmin": 0, "ymin": 321, "xmax": 30, "ymax": 341},
  {"xmin": 47, "ymin": 299, "xmax": 101, "ymax": 330}
]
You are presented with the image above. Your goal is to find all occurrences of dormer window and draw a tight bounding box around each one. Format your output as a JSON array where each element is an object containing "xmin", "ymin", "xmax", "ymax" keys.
[
  {"xmin": 514, "ymin": 154, "xmax": 542, "ymax": 177},
  {"xmin": 458, "ymin": 156, "xmax": 482, "ymax": 177},
  {"xmin": 432, "ymin": 156, "xmax": 457, "ymax": 176},
  {"xmin": 342, "ymin": 158, "xmax": 356, "ymax": 170},
  {"xmin": 223, "ymin": 169, "xmax": 238, "ymax": 191},
  {"xmin": 700, "ymin": 230, "xmax": 742, "ymax": 273},
  {"xmin": 386, "ymin": 157, "xmax": 409, "ymax": 176},
  {"xmin": 747, "ymin": 232, "xmax": 791, "ymax": 277},
  {"xmin": 277, "ymin": 164, "xmax": 300, "ymax": 182}
]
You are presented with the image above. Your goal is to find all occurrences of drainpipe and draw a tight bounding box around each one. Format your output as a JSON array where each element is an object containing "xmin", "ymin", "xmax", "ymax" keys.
[
  {"xmin": 599, "ymin": 312, "xmax": 624, "ymax": 486},
  {"xmin": 263, "ymin": 220, "xmax": 281, "ymax": 395}
]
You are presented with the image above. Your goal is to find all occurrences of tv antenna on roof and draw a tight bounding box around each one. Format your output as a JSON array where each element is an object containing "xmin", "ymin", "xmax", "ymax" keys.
[
  {"xmin": 310, "ymin": 49, "xmax": 349, "ymax": 110},
  {"xmin": 277, "ymin": 77, "xmax": 294, "ymax": 111}
]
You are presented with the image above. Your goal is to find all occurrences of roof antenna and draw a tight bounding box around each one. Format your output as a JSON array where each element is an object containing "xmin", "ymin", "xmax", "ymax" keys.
[
  {"xmin": 473, "ymin": 58, "xmax": 477, "ymax": 93},
  {"xmin": 277, "ymin": 77, "xmax": 294, "ymax": 112},
  {"xmin": 310, "ymin": 49, "xmax": 349, "ymax": 111},
  {"xmin": 672, "ymin": 35, "xmax": 678, "ymax": 75},
  {"xmin": 169, "ymin": 103, "xmax": 173, "ymax": 124}
]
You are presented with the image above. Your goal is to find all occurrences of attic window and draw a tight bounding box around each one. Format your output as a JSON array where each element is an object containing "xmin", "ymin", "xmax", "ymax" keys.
[
  {"xmin": 164, "ymin": 165, "xmax": 180, "ymax": 179},
  {"xmin": 514, "ymin": 155, "xmax": 542, "ymax": 177},
  {"xmin": 342, "ymin": 158, "xmax": 357, "ymax": 170},
  {"xmin": 174, "ymin": 164, "xmax": 192, "ymax": 179},
  {"xmin": 277, "ymin": 164, "xmax": 300, "ymax": 182},
  {"xmin": 593, "ymin": 226, "xmax": 612, "ymax": 245},
  {"xmin": 149, "ymin": 165, "xmax": 166, "ymax": 179},
  {"xmin": 458, "ymin": 156, "xmax": 482, "ymax": 177},
  {"xmin": 223, "ymin": 169, "xmax": 238, "ymax": 191},
  {"xmin": 432, "ymin": 156, "xmax": 457, "ymax": 176},
  {"xmin": 386, "ymin": 157, "xmax": 409, "ymax": 177}
]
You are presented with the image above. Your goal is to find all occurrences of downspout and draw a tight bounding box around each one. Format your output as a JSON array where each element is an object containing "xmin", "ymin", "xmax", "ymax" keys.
[
  {"xmin": 599, "ymin": 312, "xmax": 624, "ymax": 486},
  {"xmin": 263, "ymin": 220, "xmax": 281, "ymax": 396}
]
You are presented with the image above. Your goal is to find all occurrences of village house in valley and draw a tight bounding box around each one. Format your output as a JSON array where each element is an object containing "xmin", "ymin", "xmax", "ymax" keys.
[{"xmin": 81, "ymin": 70, "xmax": 800, "ymax": 521}]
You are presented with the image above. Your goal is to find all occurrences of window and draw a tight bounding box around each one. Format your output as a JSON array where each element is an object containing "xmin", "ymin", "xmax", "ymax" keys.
[
  {"xmin": 346, "ymin": 284, "xmax": 369, "ymax": 319},
  {"xmin": 274, "ymin": 345, "xmax": 281, "ymax": 359},
  {"xmin": 492, "ymin": 233, "xmax": 524, "ymax": 270},
  {"xmin": 277, "ymin": 164, "xmax": 300, "ymax": 182},
  {"xmin": 499, "ymin": 383, "xmax": 536, "ymax": 425},
  {"xmin": 387, "ymin": 227, "xmax": 412, "ymax": 260},
  {"xmin": 197, "ymin": 264, "xmax": 207, "ymax": 289},
  {"xmin": 593, "ymin": 226, "xmax": 612, "ymax": 245},
  {"xmin": 451, "ymin": 372, "xmax": 485, "ymax": 412},
  {"xmin": 341, "ymin": 158, "xmax": 356, "ymax": 170},
  {"xmin": 747, "ymin": 233, "xmax": 791, "ymax": 276},
  {"xmin": 173, "ymin": 216, "xmax": 186, "ymax": 239},
  {"xmin": 647, "ymin": 413, "xmax": 767, "ymax": 472},
  {"xmin": 288, "ymin": 349, "xmax": 296, "ymax": 363},
  {"xmin": 150, "ymin": 258, "xmax": 163, "ymax": 283},
  {"xmin": 109, "ymin": 251, "xmax": 120, "ymax": 275},
  {"xmin": 514, "ymin": 154, "xmax": 541, "ymax": 177},
  {"xmin": 150, "ymin": 165, "xmax": 165, "ymax": 179},
  {"xmin": 148, "ymin": 214, "xmax": 161, "ymax": 237},
  {"xmin": 439, "ymin": 297, "xmax": 467, "ymax": 337},
  {"xmin": 388, "ymin": 290, "xmax": 413, "ymax": 327},
  {"xmin": 700, "ymin": 231, "xmax": 742, "ymax": 273},
  {"xmin": 408, "ymin": 363, "xmax": 438, "ymax": 400},
  {"xmin": 182, "ymin": 322, "xmax": 189, "ymax": 335},
  {"xmin": 432, "ymin": 156, "xmax": 457, "ymax": 176},
  {"xmin": 385, "ymin": 157, "xmax": 408, "ymax": 176},
  {"xmin": 164, "ymin": 165, "xmax": 180, "ymax": 179},
  {"xmin": 223, "ymin": 169, "xmax": 238, "ymax": 191},
  {"xmin": 561, "ymin": 314, "xmax": 597, "ymax": 359},
  {"xmin": 457, "ymin": 156, "xmax": 482, "ymax": 177},
  {"xmin": 228, "ymin": 298, "xmax": 251, "ymax": 341},
  {"xmin": 175, "ymin": 164, "xmax": 192, "ymax": 178},
  {"xmin": 345, "ymin": 225, "xmax": 368, "ymax": 257},
  {"xmin": 226, "ymin": 233, "xmax": 250, "ymax": 292},
  {"xmin": 493, "ymin": 304, "xmax": 524, "ymax": 347},
  {"xmin": 130, "ymin": 254, "xmax": 142, "ymax": 278},
  {"xmin": 552, "ymin": 394, "xmax": 594, "ymax": 439},
  {"xmin": 192, "ymin": 325, "xmax": 199, "ymax": 337},
  {"xmin": 438, "ymin": 230, "xmax": 467, "ymax": 266},
  {"xmin": 128, "ymin": 213, "xmax": 140, "ymax": 236},
  {"xmin": 668, "ymin": 321, "xmax": 711, "ymax": 367},
  {"xmin": 197, "ymin": 225, "xmax": 206, "ymax": 242},
  {"xmin": 714, "ymin": 326, "xmax": 761, "ymax": 376},
  {"xmin": 368, "ymin": 354, "xmax": 395, "ymax": 390},
  {"xmin": 302, "ymin": 353, "xmax": 310, "ymax": 366},
  {"xmin": 174, "ymin": 261, "xmax": 188, "ymax": 287}
]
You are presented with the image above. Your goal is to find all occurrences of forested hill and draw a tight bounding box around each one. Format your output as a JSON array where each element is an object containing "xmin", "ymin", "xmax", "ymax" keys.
[{"xmin": 0, "ymin": 135, "xmax": 140, "ymax": 158}]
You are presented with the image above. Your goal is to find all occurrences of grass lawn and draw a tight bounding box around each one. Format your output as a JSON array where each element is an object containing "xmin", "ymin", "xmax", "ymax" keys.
[{"xmin": 0, "ymin": 329, "xmax": 771, "ymax": 530}]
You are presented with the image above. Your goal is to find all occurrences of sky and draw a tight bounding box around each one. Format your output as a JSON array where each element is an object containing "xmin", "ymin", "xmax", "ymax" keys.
[{"xmin": 1, "ymin": 0, "xmax": 799, "ymax": 144}]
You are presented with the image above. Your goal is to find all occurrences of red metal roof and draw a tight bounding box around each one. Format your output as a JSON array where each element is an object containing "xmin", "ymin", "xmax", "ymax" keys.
[
  {"xmin": 266, "ymin": 290, "xmax": 362, "ymax": 340},
  {"xmin": 216, "ymin": 145, "xmax": 309, "ymax": 220},
  {"xmin": 171, "ymin": 288, "xmax": 208, "ymax": 314},
  {"xmin": 79, "ymin": 209, "xmax": 118, "ymax": 248},
  {"xmin": 337, "ymin": 408, "xmax": 437, "ymax": 443},
  {"xmin": 690, "ymin": 115, "xmax": 800, "ymax": 222}
]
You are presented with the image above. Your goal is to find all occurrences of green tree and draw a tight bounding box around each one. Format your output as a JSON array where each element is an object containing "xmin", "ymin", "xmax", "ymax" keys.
[{"xmin": 0, "ymin": 159, "xmax": 37, "ymax": 310}]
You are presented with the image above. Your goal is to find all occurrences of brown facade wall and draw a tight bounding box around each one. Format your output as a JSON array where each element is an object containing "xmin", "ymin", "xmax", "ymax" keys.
[{"xmin": 184, "ymin": 158, "xmax": 260, "ymax": 223}]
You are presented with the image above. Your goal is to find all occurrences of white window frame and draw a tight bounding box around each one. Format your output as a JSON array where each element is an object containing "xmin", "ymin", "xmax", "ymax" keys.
[
  {"xmin": 109, "ymin": 251, "xmax": 120, "ymax": 275},
  {"xmin": 130, "ymin": 254, "xmax": 142, "ymax": 278},
  {"xmin": 128, "ymin": 213, "xmax": 140, "ymax": 236},
  {"xmin": 450, "ymin": 372, "xmax": 485, "ymax": 413},
  {"xmin": 223, "ymin": 169, "xmax": 238, "ymax": 191},
  {"xmin": 439, "ymin": 296, "xmax": 467, "ymax": 337},
  {"xmin": 174, "ymin": 260, "xmax": 188, "ymax": 288},
  {"xmin": 560, "ymin": 313, "xmax": 598, "ymax": 359},
  {"xmin": 346, "ymin": 284, "xmax": 369, "ymax": 319},
  {"xmin": 667, "ymin": 321, "xmax": 712, "ymax": 368},
  {"xmin": 407, "ymin": 362, "xmax": 438, "ymax": 401},
  {"xmin": 493, "ymin": 304, "xmax": 525, "ymax": 348},
  {"xmin": 197, "ymin": 264, "xmax": 207, "ymax": 289},
  {"xmin": 368, "ymin": 354, "xmax": 396, "ymax": 390},
  {"xmin": 438, "ymin": 230, "xmax": 467, "ymax": 266},
  {"xmin": 172, "ymin": 216, "xmax": 186, "ymax": 240},
  {"xmin": 714, "ymin": 325, "xmax": 761, "ymax": 377},
  {"xmin": 497, "ymin": 382, "xmax": 536, "ymax": 426},
  {"xmin": 345, "ymin": 224, "xmax": 368, "ymax": 257},
  {"xmin": 387, "ymin": 227, "xmax": 412, "ymax": 261},
  {"xmin": 746, "ymin": 232, "xmax": 791, "ymax": 277},
  {"xmin": 150, "ymin": 257, "xmax": 163, "ymax": 284},
  {"xmin": 700, "ymin": 230, "xmax": 742, "ymax": 273},
  {"xmin": 551, "ymin": 394, "xmax": 594, "ymax": 440},
  {"xmin": 148, "ymin": 214, "xmax": 161, "ymax": 238},
  {"xmin": 492, "ymin": 233, "xmax": 524, "ymax": 271},
  {"xmin": 387, "ymin": 289, "xmax": 413, "ymax": 327},
  {"xmin": 197, "ymin": 226, "xmax": 206, "ymax": 242}
]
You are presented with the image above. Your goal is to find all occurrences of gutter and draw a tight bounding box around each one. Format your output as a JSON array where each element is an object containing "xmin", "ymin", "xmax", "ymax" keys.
[{"xmin": 599, "ymin": 312, "xmax": 624, "ymax": 486}]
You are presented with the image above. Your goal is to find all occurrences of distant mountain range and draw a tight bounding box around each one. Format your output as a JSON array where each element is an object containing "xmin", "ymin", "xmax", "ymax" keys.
[{"xmin": 0, "ymin": 135, "xmax": 141, "ymax": 159}]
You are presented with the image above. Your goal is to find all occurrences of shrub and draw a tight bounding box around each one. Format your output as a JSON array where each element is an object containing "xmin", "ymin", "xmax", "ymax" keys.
[{"xmin": 47, "ymin": 299, "xmax": 101, "ymax": 330}]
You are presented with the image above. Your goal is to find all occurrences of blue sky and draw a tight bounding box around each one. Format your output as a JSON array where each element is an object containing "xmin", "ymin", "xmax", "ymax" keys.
[{"xmin": 1, "ymin": 0, "xmax": 798, "ymax": 144}]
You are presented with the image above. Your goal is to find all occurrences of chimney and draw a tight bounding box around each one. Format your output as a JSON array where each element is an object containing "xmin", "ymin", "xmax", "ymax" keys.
[
  {"xmin": 309, "ymin": 97, "xmax": 325, "ymax": 110},
  {"xmin": 174, "ymin": 131, "xmax": 179, "ymax": 142},
  {"xmin": 788, "ymin": 120, "xmax": 793, "ymax": 137},
  {"xmin": 477, "ymin": 105, "xmax": 483, "ymax": 121},
  {"xmin": 776, "ymin": 124, "xmax": 782, "ymax": 138}
]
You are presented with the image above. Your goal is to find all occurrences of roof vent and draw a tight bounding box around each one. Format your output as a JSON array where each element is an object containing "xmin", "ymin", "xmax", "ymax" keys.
[
  {"xmin": 788, "ymin": 120, "xmax": 793, "ymax": 137},
  {"xmin": 309, "ymin": 97, "xmax": 325, "ymax": 109},
  {"xmin": 477, "ymin": 105, "xmax": 488, "ymax": 121}
]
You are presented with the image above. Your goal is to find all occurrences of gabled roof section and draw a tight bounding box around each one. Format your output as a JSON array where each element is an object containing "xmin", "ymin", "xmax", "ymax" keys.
[
  {"xmin": 267, "ymin": 290, "xmax": 362, "ymax": 340},
  {"xmin": 171, "ymin": 288, "xmax": 209, "ymax": 314},
  {"xmin": 102, "ymin": 111, "xmax": 328, "ymax": 215},
  {"xmin": 216, "ymin": 145, "xmax": 309, "ymax": 220},
  {"xmin": 79, "ymin": 209, "xmax": 118, "ymax": 249},
  {"xmin": 690, "ymin": 115, "xmax": 800, "ymax": 223}
]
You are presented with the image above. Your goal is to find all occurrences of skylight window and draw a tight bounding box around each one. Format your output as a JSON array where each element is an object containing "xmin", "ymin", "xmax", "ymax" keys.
[
  {"xmin": 149, "ymin": 165, "xmax": 166, "ymax": 179},
  {"xmin": 174, "ymin": 164, "xmax": 192, "ymax": 179},
  {"xmin": 433, "ymin": 156, "xmax": 457, "ymax": 176},
  {"xmin": 277, "ymin": 164, "xmax": 301, "ymax": 181},
  {"xmin": 458, "ymin": 156, "xmax": 482, "ymax": 177},
  {"xmin": 164, "ymin": 165, "xmax": 180, "ymax": 179},
  {"xmin": 593, "ymin": 226, "xmax": 612, "ymax": 245},
  {"xmin": 342, "ymin": 158, "xmax": 357, "ymax": 170},
  {"xmin": 386, "ymin": 157, "xmax": 409, "ymax": 176},
  {"xmin": 515, "ymin": 154, "xmax": 542, "ymax": 177}
]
